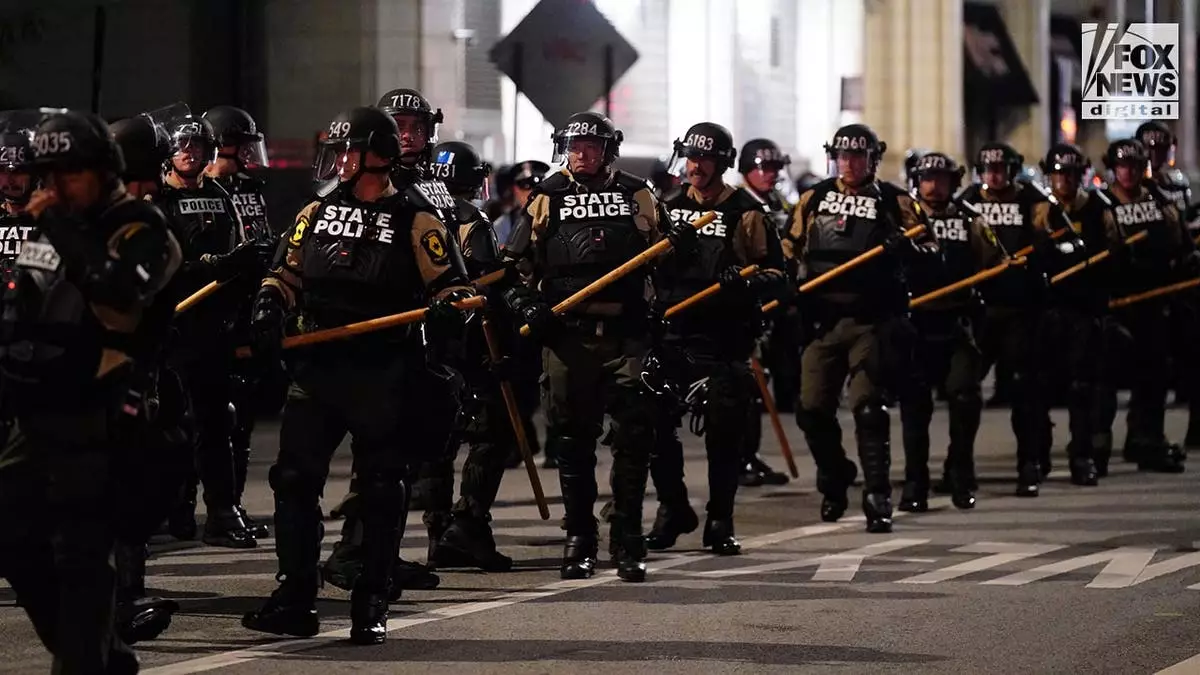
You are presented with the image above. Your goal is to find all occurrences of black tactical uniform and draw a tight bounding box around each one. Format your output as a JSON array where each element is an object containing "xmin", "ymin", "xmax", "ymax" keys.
[
  {"xmin": 0, "ymin": 112, "xmax": 38, "ymax": 277},
  {"xmin": 204, "ymin": 106, "xmax": 278, "ymax": 538},
  {"xmin": 0, "ymin": 110, "xmax": 182, "ymax": 675},
  {"xmin": 736, "ymin": 137, "xmax": 795, "ymax": 487},
  {"xmin": 899, "ymin": 152, "xmax": 1002, "ymax": 511},
  {"xmin": 1099, "ymin": 138, "xmax": 1189, "ymax": 473},
  {"xmin": 958, "ymin": 143, "xmax": 1053, "ymax": 495},
  {"xmin": 783, "ymin": 124, "xmax": 935, "ymax": 533},
  {"xmin": 415, "ymin": 140, "xmax": 518, "ymax": 572},
  {"xmin": 242, "ymin": 107, "xmax": 474, "ymax": 644},
  {"xmin": 644, "ymin": 123, "xmax": 786, "ymax": 555},
  {"xmin": 1036, "ymin": 144, "xmax": 1118, "ymax": 483},
  {"xmin": 155, "ymin": 115, "xmax": 261, "ymax": 547},
  {"xmin": 1137, "ymin": 122, "xmax": 1200, "ymax": 453},
  {"xmin": 504, "ymin": 111, "xmax": 691, "ymax": 581}
]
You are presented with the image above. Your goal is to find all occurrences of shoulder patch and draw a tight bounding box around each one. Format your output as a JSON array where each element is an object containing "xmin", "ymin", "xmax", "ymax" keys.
[
  {"xmin": 289, "ymin": 214, "xmax": 310, "ymax": 247},
  {"xmin": 981, "ymin": 222, "xmax": 999, "ymax": 247},
  {"xmin": 421, "ymin": 229, "xmax": 450, "ymax": 265}
]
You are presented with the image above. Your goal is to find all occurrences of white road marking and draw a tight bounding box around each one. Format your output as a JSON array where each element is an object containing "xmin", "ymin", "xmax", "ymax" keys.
[
  {"xmin": 1157, "ymin": 651, "xmax": 1200, "ymax": 674},
  {"xmin": 896, "ymin": 543, "xmax": 1067, "ymax": 585},
  {"xmin": 695, "ymin": 538, "xmax": 930, "ymax": 580},
  {"xmin": 982, "ymin": 547, "xmax": 1159, "ymax": 588}
]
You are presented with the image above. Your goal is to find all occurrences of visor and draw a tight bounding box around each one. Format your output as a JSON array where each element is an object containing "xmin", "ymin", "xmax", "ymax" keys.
[
  {"xmin": 234, "ymin": 136, "xmax": 269, "ymax": 169},
  {"xmin": 551, "ymin": 131, "xmax": 616, "ymax": 165},
  {"xmin": 313, "ymin": 139, "xmax": 367, "ymax": 183}
]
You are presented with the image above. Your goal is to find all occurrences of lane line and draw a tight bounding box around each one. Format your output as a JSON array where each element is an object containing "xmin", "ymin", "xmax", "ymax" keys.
[{"xmin": 1156, "ymin": 651, "xmax": 1200, "ymax": 674}]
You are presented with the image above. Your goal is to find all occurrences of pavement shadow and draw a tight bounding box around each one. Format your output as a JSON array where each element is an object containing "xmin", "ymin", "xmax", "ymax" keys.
[
  {"xmin": 282, "ymin": 638, "xmax": 946, "ymax": 666},
  {"xmin": 527, "ymin": 581, "xmax": 950, "ymax": 604}
]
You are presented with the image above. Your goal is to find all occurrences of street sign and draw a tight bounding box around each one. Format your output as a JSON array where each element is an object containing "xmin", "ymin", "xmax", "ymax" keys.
[{"xmin": 490, "ymin": 0, "xmax": 639, "ymax": 129}]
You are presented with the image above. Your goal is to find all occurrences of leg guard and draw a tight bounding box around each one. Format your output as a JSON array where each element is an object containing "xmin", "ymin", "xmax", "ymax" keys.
[
  {"xmin": 899, "ymin": 390, "xmax": 933, "ymax": 490},
  {"xmin": 945, "ymin": 390, "xmax": 982, "ymax": 489},
  {"xmin": 649, "ymin": 412, "xmax": 688, "ymax": 508},
  {"xmin": 702, "ymin": 364, "xmax": 751, "ymax": 521},
  {"xmin": 356, "ymin": 472, "xmax": 406, "ymax": 596},
  {"xmin": 852, "ymin": 401, "xmax": 891, "ymax": 495},
  {"xmin": 795, "ymin": 407, "xmax": 851, "ymax": 495},
  {"xmin": 608, "ymin": 414, "xmax": 654, "ymax": 552},
  {"xmin": 267, "ymin": 464, "xmax": 324, "ymax": 599},
  {"xmin": 552, "ymin": 434, "xmax": 599, "ymax": 537}
]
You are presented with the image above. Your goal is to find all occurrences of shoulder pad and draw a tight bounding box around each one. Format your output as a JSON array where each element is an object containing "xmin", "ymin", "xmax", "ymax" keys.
[
  {"xmin": 876, "ymin": 180, "xmax": 908, "ymax": 199},
  {"xmin": 731, "ymin": 186, "xmax": 770, "ymax": 212},
  {"xmin": 204, "ymin": 178, "xmax": 233, "ymax": 199},
  {"xmin": 1092, "ymin": 189, "xmax": 1113, "ymax": 207},
  {"xmin": 613, "ymin": 170, "xmax": 652, "ymax": 193},
  {"xmin": 454, "ymin": 197, "xmax": 487, "ymax": 225},
  {"xmin": 662, "ymin": 185, "xmax": 686, "ymax": 204},
  {"xmin": 405, "ymin": 179, "xmax": 457, "ymax": 215},
  {"xmin": 956, "ymin": 183, "xmax": 981, "ymax": 202},
  {"xmin": 534, "ymin": 171, "xmax": 571, "ymax": 195},
  {"xmin": 954, "ymin": 198, "xmax": 982, "ymax": 217},
  {"xmin": 808, "ymin": 177, "xmax": 838, "ymax": 195}
]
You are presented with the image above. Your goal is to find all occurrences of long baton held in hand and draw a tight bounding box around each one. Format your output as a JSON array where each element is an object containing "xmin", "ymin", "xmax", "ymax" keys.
[
  {"xmin": 481, "ymin": 317, "xmax": 550, "ymax": 520},
  {"xmin": 1049, "ymin": 230, "xmax": 1149, "ymax": 285},
  {"xmin": 908, "ymin": 257, "xmax": 1027, "ymax": 309},
  {"xmin": 234, "ymin": 295, "xmax": 487, "ymax": 358},
  {"xmin": 175, "ymin": 280, "xmax": 223, "ymax": 314},
  {"xmin": 518, "ymin": 211, "xmax": 718, "ymax": 337},
  {"xmin": 1010, "ymin": 226, "xmax": 1069, "ymax": 258},
  {"xmin": 663, "ymin": 265, "xmax": 759, "ymax": 319},
  {"xmin": 797, "ymin": 225, "xmax": 926, "ymax": 294},
  {"xmin": 749, "ymin": 356, "xmax": 799, "ymax": 478},
  {"xmin": 1109, "ymin": 277, "xmax": 1200, "ymax": 309}
]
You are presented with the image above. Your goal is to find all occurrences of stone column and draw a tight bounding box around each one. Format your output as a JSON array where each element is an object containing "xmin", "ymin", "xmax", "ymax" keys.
[{"xmin": 995, "ymin": 0, "xmax": 1050, "ymax": 165}]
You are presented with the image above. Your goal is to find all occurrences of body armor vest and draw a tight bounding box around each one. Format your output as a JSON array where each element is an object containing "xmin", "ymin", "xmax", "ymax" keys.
[
  {"xmin": 215, "ymin": 172, "xmax": 273, "ymax": 241},
  {"xmin": 1105, "ymin": 187, "xmax": 1174, "ymax": 293},
  {"xmin": 453, "ymin": 198, "xmax": 500, "ymax": 278},
  {"xmin": 0, "ymin": 198, "xmax": 163, "ymax": 401},
  {"xmin": 908, "ymin": 200, "xmax": 976, "ymax": 305},
  {"xmin": 298, "ymin": 185, "xmax": 432, "ymax": 328},
  {"xmin": 960, "ymin": 183, "xmax": 1043, "ymax": 306},
  {"xmin": 1150, "ymin": 169, "xmax": 1191, "ymax": 215},
  {"xmin": 536, "ymin": 171, "xmax": 649, "ymax": 309},
  {"xmin": 757, "ymin": 188, "xmax": 790, "ymax": 235},
  {"xmin": 155, "ymin": 179, "xmax": 238, "ymax": 261},
  {"xmin": 802, "ymin": 178, "xmax": 900, "ymax": 297},
  {"xmin": 1050, "ymin": 191, "xmax": 1110, "ymax": 309},
  {"xmin": 0, "ymin": 209, "xmax": 37, "ymax": 284}
]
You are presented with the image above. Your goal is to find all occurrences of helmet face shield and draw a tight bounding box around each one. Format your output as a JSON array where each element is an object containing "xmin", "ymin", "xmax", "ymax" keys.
[
  {"xmin": 236, "ymin": 136, "xmax": 269, "ymax": 169},
  {"xmin": 313, "ymin": 140, "xmax": 369, "ymax": 183}
]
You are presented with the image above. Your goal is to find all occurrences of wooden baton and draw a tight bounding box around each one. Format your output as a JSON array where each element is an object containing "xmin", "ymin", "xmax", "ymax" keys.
[
  {"xmin": 175, "ymin": 280, "xmax": 223, "ymax": 314},
  {"xmin": 234, "ymin": 295, "xmax": 487, "ymax": 358},
  {"xmin": 663, "ymin": 265, "xmax": 759, "ymax": 319},
  {"xmin": 1049, "ymin": 230, "xmax": 1149, "ymax": 285},
  {"xmin": 1109, "ymin": 277, "xmax": 1200, "ymax": 310},
  {"xmin": 749, "ymin": 356, "xmax": 799, "ymax": 478},
  {"xmin": 482, "ymin": 317, "xmax": 550, "ymax": 520},
  {"xmin": 797, "ymin": 225, "xmax": 925, "ymax": 294},
  {"xmin": 518, "ymin": 211, "xmax": 718, "ymax": 337},
  {"xmin": 909, "ymin": 257, "xmax": 1027, "ymax": 309}
]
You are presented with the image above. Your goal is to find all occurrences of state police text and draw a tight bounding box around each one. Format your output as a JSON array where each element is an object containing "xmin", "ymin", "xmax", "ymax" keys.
[
  {"xmin": 559, "ymin": 193, "xmax": 633, "ymax": 220},
  {"xmin": 817, "ymin": 192, "xmax": 877, "ymax": 219},
  {"xmin": 313, "ymin": 205, "xmax": 394, "ymax": 243}
]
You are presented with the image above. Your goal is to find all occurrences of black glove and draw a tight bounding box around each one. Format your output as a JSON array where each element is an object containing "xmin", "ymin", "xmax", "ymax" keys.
[
  {"xmin": 665, "ymin": 220, "xmax": 698, "ymax": 253},
  {"xmin": 882, "ymin": 228, "xmax": 913, "ymax": 254},
  {"xmin": 502, "ymin": 286, "xmax": 561, "ymax": 344},
  {"xmin": 425, "ymin": 292, "xmax": 472, "ymax": 343},
  {"xmin": 1107, "ymin": 238, "xmax": 1131, "ymax": 264},
  {"xmin": 202, "ymin": 241, "xmax": 263, "ymax": 282},
  {"xmin": 249, "ymin": 286, "xmax": 285, "ymax": 363},
  {"xmin": 1179, "ymin": 249, "xmax": 1200, "ymax": 275},
  {"xmin": 719, "ymin": 266, "xmax": 750, "ymax": 292}
]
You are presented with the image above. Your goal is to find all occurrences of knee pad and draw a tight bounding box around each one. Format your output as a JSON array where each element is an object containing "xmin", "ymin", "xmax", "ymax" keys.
[
  {"xmin": 852, "ymin": 400, "xmax": 889, "ymax": 435},
  {"xmin": 357, "ymin": 470, "xmax": 405, "ymax": 507},
  {"xmin": 268, "ymin": 464, "xmax": 321, "ymax": 499},
  {"xmin": 947, "ymin": 389, "xmax": 982, "ymax": 409},
  {"xmin": 610, "ymin": 416, "xmax": 654, "ymax": 455}
]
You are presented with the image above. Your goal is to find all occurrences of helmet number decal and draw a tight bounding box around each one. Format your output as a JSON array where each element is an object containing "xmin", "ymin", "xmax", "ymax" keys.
[
  {"xmin": 31, "ymin": 131, "xmax": 73, "ymax": 158},
  {"xmin": 329, "ymin": 121, "xmax": 352, "ymax": 139},
  {"xmin": 566, "ymin": 121, "xmax": 599, "ymax": 136},
  {"xmin": 430, "ymin": 160, "xmax": 455, "ymax": 180},
  {"xmin": 0, "ymin": 145, "xmax": 26, "ymax": 165},
  {"xmin": 685, "ymin": 134, "xmax": 714, "ymax": 151},
  {"xmin": 833, "ymin": 135, "xmax": 868, "ymax": 151},
  {"xmin": 980, "ymin": 149, "xmax": 1006, "ymax": 164},
  {"xmin": 390, "ymin": 93, "xmax": 425, "ymax": 111}
]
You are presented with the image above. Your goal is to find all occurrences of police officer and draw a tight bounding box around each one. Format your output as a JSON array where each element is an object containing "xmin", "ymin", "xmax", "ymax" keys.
[
  {"xmin": 736, "ymin": 137, "xmax": 795, "ymax": 486},
  {"xmin": 783, "ymin": 124, "xmax": 935, "ymax": 533},
  {"xmin": 156, "ymin": 114, "xmax": 261, "ymax": 547},
  {"xmin": 0, "ymin": 111, "xmax": 39, "ymax": 275},
  {"xmin": 644, "ymin": 122, "xmax": 786, "ymax": 555},
  {"xmin": 1137, "ymin": 121, "xmax": 1200, "ymax": 454},
  {"xmin": 377, "ymin": 87, "xmax": 443, "ymax": 187},
  {"xmin": 202, "ymin": 105, "xmax": 276, "ymax": 539},
  {"xmin": 1036, "ymin": 143, "xmax": 1121, "ymax": 483},
  {"xmin": 242, "ymin": 107, "xmax": 474, "ymax": 644},
  {"xmin": 412, "ymin": 140, "xmax": 519, "ymax": 571},
  {"xmin": 503, "ymin": 111, "xmax": 691, "ymax": 581},
  {"xmin": 898, "ymin": 152, "xmax": 1002, "ymax": 511},
  {"xmin": 0, "ymin": 109, "xmax": 181, "ymax": 674},
  {"xmin": 1100, "ymin": 138, "xmax": 1189, "ymax": 473},
  {"xmin": 958, "ymin": 142, "xmax": 1053, "ymax": 494},
  {"xmin": 495, "ymin": 161, "xmax": 550, "ymax": 249}
]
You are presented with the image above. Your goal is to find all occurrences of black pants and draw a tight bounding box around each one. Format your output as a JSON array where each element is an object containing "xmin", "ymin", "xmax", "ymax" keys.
[
  {"xmin": 1107, "ymin": 301, "xmax": 1171, "ymax": 449},
  {"xmin": 979, "ymin": 307, "xmax": 1045, "ymax": 471},
  {"xmin": 1038, "ymin": 306, "xmax": 1103, "ymax": 462},
  {"xmin": 175, "ymin": 348, "xmax": 237, "ymax": 515},
  {"xmin": 899, "ymin": 311, "xmax": 982, "ymax": 490},
  {"xmin": 650, "ymin": 337, "xmax": 752, "ymax": 521},
  {"xmin": 269, "ymin": 351, "xmax": 417, "ymax": 599},
  {"xmin": 1167, "ymin": 294, "xmax": 1200, "ymax": 445},
  {"xmin": 0, "ymin": 405, "xmax": 137, "ymax": 674}
]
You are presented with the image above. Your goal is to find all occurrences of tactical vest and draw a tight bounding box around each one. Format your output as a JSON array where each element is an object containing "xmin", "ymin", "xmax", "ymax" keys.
[
  {"xmin": 1050, "ymin": 191, "xmax": 1111, "ymax": 309},
  {"xmin": 0, "ymin": 198, "xmax": 163, "ymax": 401},
  {"xmin": 155, "ymin": 180, "xmax": 238, "ymax": 261},
  {"xmin": 216, "ymin": 172, "xmax": 273, "ymax": 241},
  {"xmin": 959, "ymin": 183, "xmax": 1037, "ymax": 255},
  {"xmin": 0, "ymin": 209, "xmax": 37, "ymax": 284},
  {"xmin": 453, "ymin": 198, "xmax": 500, "ymax": 278},
  {"xmin": 906, "ymin": 200, "xmax": 975, "ymax": 305},
  {"xmin": 801, "ymin": 178, "xmax": 900, "ymax": 296},
  {"xmin": 536, "ymin": 171, "xmax": 649, "ymax": 309},
  {"xmin": 659, "ymin": 186, "xmax": 763, "ymax": 305},
  {"xmin": 1150, "ymin": 170, "xmax": 1191, "ymax": 215},
  {"xmin": 760, "ymin": 189, "xmax": 790, "ymax": 235},
  {"xmin": 1105, "ymin": 187, "xmax": 1174, "ymax": 292}
]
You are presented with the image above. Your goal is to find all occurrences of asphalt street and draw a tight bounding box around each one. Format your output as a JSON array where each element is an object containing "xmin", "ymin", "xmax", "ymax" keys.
[{"xmin": 2, "ymin": 399, "xmax": 1200, "ymax": 674}]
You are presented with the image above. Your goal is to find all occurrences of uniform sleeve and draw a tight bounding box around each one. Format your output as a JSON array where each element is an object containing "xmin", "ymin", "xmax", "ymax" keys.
[
  {"xmin": 970, "ymin": 216, "xmax": 1006, "ymax": 269},
  {"xmin": 1164, "ymin": 203, "xmax": 1191, "ymax": 253},
  {"xmin": 500, "ymin": 193, "xmax": 549, "ymax": 286},
  {"xmin": 261, "ymin": 201, "xmax": 319, "ymax": 310},
  {"xmin": 1102, "ymin": 207, "xmax": 1123, "ymax": 248},
  {"xmin": 411, "ymin": 210, "xmax": 472, "ymax": 300},
  {"xmin": 897, "ymin": 194, "xmax": 938, "ymax": 253},
  {"xmin": 782, "ymin": 190, "xmax": 812, "ymax": 262},
  {"xmin": 1031, "ymin": 201, "xmax": 1052, "ymax": 234},
  {"xmin": 97, "ymin": 219, "xmax": 183, "ymax": 309},
  {"xmin": 632, "ymin": 187, "xmax": 665, "ymax": 245}
]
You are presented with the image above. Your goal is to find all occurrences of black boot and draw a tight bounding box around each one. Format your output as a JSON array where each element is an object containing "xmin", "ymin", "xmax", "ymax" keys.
[
  {"xmin": 167, "ymin": 480, "xmax": 198, "ymax": 541},
  {"xmin": 349, "ymin": 588, "xmax": 388, "ymax": 645},
  {"xmin": 610, "ymin": 531, "xmax": 647, "ymax": 582},
  {"xmin": 945, "ymin": 390, "xmax": 981, "ymax": 510},
  {"xmin": 1016, "ymin": 461, "xmax": 1040, "ymax": 497},
  {"xmin": 799, "ymin": 409, "xmax": 854, "ymax": 522},
  {"xmin": 243, "ymin": 580, "xmax": 319, "ymax": 637},
  {"xmin": 818, "ymin": 459, "xmax": 856, "ymax": 522},
  {"xmin": 424, "ymin": 512, "xmax": 451, "ymax": 569},
  {"xmin": 237, "ymin": 505, "xmax": 269, "ymax": 539},
  {"xmin": 1137, "ymin": 442, "xmax": 1186, "ymax": 473},
  {"xmin": 115, "ymin": 542, "xmax": 178, "ymax": 644},
  {"xmin": 560, "ymin": 534, "xmax": 598, "ymax": 580},
  {"xmin": 644, "ymin": 502, "xmax": 699, "ymax": 551},
  {"xmin": 745, "ymin": 456, "xmax": 790, "ymax": 485},
  {"xmin": 702, "ymin": 517, "xmax": 741, "ymax": 556},
  {"xmin": 431, "ymin": 516, "xmax": 514, "ymax": 572},
  {"xmin": 1069, "ymin": 456, "xmax": 1099, "ymax": 486},
  {"xmin": 1092, "ymin": 431, "xmax": 1113, "ymax": 478},
  {"xmin": 899, "ymin": 390, "xmax": 933, "ymax": 513},
  {"xmin": 897, "ymin": 481, "xmax": 928, "ymax": 513},
  {"xmin": 202, "ymin": 506, "xmax": 257, "ymax": 549},
  {"xmin": 949, "ymin": 470, "xmax": 976, "ymax": 510},
  {"xmin": 863, "ymin": 492, "xmax": 893, "ymax": 534}
]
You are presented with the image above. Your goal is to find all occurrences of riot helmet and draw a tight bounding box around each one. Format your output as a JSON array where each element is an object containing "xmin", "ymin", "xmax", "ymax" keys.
[
  {"xmin": 313, "ymin": 106, "xmax": 399, "ymax": 187},
  {"xmin": 31, "ymin": 110, "xmax": 126, "ymax": 213},
  {"xmin": 1135, "ymin": 120, "xmax": 1175, "ymax": 170},
  {"xmin": 902, "ymin": 148, "xmax": 929, "ymax": 186},
  {"xmin": 910, "ymin": 152, "xmax": 963, "ymax": 206},
  {"xmin": 377, "ymin": 88, "xmax": 442, "ymax": 164},
  {"xmin": 823, "ymin": 124, "xmax": 885, "ymax": 187},
  {"xmin": 508, "ymin": 160, "xmax": 550, "ymax": 208},
  {"xmin": 1040, "ymin": 143, "xmax": 1090, "ymax": 198},
  {"xmin": 974, "ymin": 142, "xmax": 1023, "ymax": 190},
  {"xmin": 672, "ymin": 122, "xmax": 735, "ymax": 191},
  {"xmin": 0, "ymin": 109, "xmax": 42, "ymax": 205},
  {"xmin": 551, "ymin": 111, "xmax": 622, "ymax": 180},
  {"xmin": 203, "ymin": 105, "xmax": 268, "ymax": 170},
  {"xmin": 431, "ymin": 141, "xmax": 492, "ymax": 200},
  {"xmin": 110, "ymin": 115, "xmax": 170, "ymax": 185},
  {"xmin": 165, "ymin": 115, "xmax": 217, "ymax": 179},
  {"xmin": 1104, "ymin": 138, "xmax": 1149, "ymax": 191}
]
